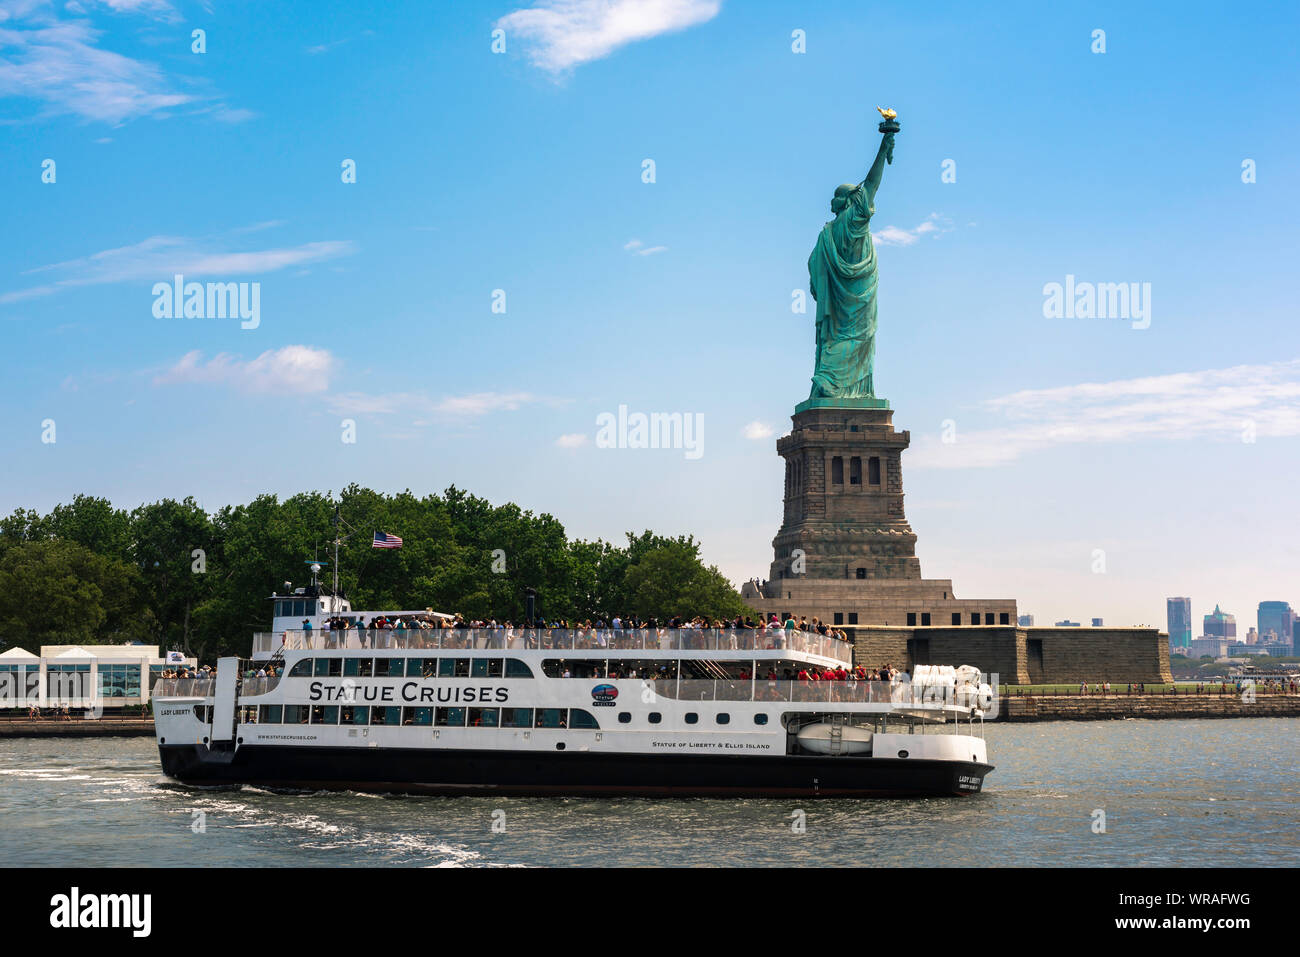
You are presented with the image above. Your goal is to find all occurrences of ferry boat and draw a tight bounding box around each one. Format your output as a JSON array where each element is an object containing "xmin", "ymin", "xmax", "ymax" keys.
[{"xmin": 152, "ymin": 582, "xmax": 995, "ymax": 798}]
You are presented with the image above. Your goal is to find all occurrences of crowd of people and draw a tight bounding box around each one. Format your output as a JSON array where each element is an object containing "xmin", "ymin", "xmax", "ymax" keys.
[
  {"xmin": 294, "ymin": 612, "xmax": 852, "ymax": 653},
  {"xmin": 157, "ymin": 665, "xmax": 214, "ymax": 681}
]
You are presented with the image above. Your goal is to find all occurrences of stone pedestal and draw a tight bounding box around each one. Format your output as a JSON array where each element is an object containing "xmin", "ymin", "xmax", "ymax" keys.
[
  {"xmin": 744, "ymin": 403, "xmax": 1017, "ymax": 630},
  {"xmin": 768, "ymin": 406, "xmax": 919, "ymax": 582}
]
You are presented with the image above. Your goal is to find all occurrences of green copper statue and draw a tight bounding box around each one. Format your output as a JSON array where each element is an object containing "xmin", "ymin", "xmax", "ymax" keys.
[{"xmin": 805, "ymin": 109, "xmax": 899, "ymax": 406}]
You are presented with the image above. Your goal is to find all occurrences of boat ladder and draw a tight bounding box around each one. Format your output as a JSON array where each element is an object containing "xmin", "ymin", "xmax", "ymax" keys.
[{"xmin": 827, "ymin": 713, "xmax": 845, "ymax": 756}]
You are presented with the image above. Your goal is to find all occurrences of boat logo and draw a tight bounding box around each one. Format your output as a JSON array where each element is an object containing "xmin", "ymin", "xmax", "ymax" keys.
[{"xmin": 591, "ymin": 683, "xmax": 618, "ymax": 706}]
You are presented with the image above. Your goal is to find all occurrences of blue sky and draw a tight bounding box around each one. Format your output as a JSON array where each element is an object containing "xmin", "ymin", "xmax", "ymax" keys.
[{"xmin": 2, "ymin": 0, "xmax": 1298, "ymax": 634}]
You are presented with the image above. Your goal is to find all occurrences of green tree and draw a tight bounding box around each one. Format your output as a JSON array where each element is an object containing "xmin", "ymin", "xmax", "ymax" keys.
[
  {"xmin": 621, "ymin": 540, "xmax": 750, "ymax": 622},
  {"xmin": 130, "ymin": 498, "xmax": 219, "ymax": 655},
  {"xmin": 0, "ymin": 540, "xmax": 154, "ymax": 652}
]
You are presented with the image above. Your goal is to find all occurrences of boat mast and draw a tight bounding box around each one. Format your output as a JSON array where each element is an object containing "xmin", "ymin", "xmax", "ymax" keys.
[{"xmin": 332, "ymin": 504, "xmax": 341, "ymax": 603}]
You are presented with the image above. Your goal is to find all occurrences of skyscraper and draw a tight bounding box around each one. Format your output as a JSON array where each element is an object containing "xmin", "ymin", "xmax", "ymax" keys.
[
  {"xmin": 1203, "ymin": 604, "xmax": 1236, "ymax": 639},
  {"xmin": 1258, "ymin": 601, "xmax": 1295, "ymax": 644},
  {"xmin": 1166, "ymin": 597, "xmax": 1192, "ymax": 650}
]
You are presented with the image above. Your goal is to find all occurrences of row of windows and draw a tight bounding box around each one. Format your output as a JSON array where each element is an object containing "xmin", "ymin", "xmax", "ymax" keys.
[
  {"xmin": 830, "ymin": 611, "xmax": 1013, "ymax": 627},
  {"xmin": 210, "ymin": 703, "xmax": 773, "ymax": 730},
  {"xmin": 539, "ymin": 659, "xmax": 735, "ymax": 679},
  {"xmin": 946, "ymin": 612, "xmax": 1011, "ymax": 626},
  {"xmin": 274, "ymin": 599, "xmax": 318, "ymax": 619},
  {"xmin": 287, "ymin": 657, "xmax": 534, "ymax": 679},
  {"xmin": 237, "ymin": 704, "xmax": 598, "ymax": 729},
  {"xmin": 830, "ymin": 455, "xmax": 881, "ymax": 487},
  {"xmin": 616, "ymin": 711, "xmax": 769, "ymax": 726}
]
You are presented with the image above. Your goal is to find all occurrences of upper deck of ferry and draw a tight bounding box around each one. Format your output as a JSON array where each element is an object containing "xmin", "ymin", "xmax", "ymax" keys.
[{"xmin": 252, "ymin": 626, "xmax": 854, "ymax": 666}]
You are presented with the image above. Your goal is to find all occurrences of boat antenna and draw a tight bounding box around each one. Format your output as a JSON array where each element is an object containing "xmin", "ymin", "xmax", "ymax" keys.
[{"xmin": 333, "ymin": 505, "xmax": 341, "ymax": 599}]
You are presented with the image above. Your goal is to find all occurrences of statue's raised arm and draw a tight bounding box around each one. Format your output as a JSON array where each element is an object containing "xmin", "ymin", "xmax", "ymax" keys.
[{"xmin": 863, "ymin": 109, "xmax": 899, "ymax": 200}]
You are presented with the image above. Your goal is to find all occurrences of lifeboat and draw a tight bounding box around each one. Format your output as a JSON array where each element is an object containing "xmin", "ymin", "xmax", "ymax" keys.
[{"xmin": 796, "ymin": 723, "xmax": 873, "ymax": 755}]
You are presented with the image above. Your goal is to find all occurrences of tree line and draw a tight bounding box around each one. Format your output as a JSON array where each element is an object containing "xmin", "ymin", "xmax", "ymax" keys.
[{"xmin": 0, "ymin": 486, "xmax": 751, "ymax": 661}]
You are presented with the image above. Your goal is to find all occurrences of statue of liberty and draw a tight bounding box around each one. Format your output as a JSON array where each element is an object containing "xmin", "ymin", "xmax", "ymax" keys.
[{"xmin": 806, "ymin": 109, "xmax": 899, "ymax": 404}]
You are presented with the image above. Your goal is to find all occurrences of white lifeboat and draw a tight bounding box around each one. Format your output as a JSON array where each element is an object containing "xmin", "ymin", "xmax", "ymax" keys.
[{"xmin": 796, "ymin": 723, "xmax": 873, "ymax": 755}]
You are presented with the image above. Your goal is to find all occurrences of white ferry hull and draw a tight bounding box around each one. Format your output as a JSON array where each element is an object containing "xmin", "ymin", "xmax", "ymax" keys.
[{"xmin": 158, "ymin": 742, "xmax": 992, "ymax": 798}]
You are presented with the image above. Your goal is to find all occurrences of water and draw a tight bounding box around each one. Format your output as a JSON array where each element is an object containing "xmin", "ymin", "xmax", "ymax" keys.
[{"xmin": 2, "ymin": 719, "xmax": 1295, "ymax": 867}]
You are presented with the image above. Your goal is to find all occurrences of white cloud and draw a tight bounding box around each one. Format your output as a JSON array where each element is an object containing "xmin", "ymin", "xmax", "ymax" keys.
[
  {"xmin": 623, "ymin": 238, "xmax": 667, "ymax": 256},
  {"xmin": 0, "ymin": 4, "xmax": 189, "ymax": 123},
  {"xmin": 741, "ymin": 420, "xmax": 773, "ymax": 440},
  {"xmin": 1, "ymin": 230, "xmax": 356, "ymax": 305},
  {"xmin": 872, "ymin": 213, "xmax": 953, "ymax": 247},
  {"xmin": 910, "ymin": 359, "xmax": 1300, "ymax": 469},
  {"xmin": 496, "ymin": 0, "xmax": 721, "ymax": 73},
  {"xmin": 153, "ymin": 346, "xmax": 337, "ymax": 394},
  {"xmin": 555, "ymin": 432, "xmax": 589, "ymax": 448},
  {"xmin": 325, "ymin": 390, "xmax": 548, "ymax": 420},
  {"xmin": 0, "ymin": 1, "xmax": 244, "ymax": 124},
  {"xmin": 92, "ymin": 0, "xmax": 179, "ymax": 19},
  {"xmin": 433, "ymin": 392, "xmax": 538, "ymax": 416}
]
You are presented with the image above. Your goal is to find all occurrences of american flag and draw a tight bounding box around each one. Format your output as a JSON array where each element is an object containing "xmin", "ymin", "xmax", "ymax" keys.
[{"xmin": 372, "ymin": 531, "xmax": 403, "ymax": 549}]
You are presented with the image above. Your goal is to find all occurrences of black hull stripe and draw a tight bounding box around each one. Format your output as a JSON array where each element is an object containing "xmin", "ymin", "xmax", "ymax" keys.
[{"xmin": 159, "ymin": 744, "xmax": 993, "ymax": 799}]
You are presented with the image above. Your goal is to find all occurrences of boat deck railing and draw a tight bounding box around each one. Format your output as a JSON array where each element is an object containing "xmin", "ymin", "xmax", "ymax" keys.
[
  {"xmin": 239, "ymin": 676, "xmax": 281, "ymax": 697},
  {"xmin": 658, "ymin": 679, "xmax": 978, "ymax": 711},
  {"xmin": 152, "ymin": 678, "xmax": 214, "ymax": 698},
  {"xmin": 251, "ymin": 627, "xmax": 854, "ymax": 664},
  {"xmin": 150, "ymin": 675, "xmax": 977, "ymax": 713}
]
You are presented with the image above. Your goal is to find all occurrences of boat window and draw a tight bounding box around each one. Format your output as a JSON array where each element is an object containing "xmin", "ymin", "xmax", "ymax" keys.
[
  {"xmin": 402, "ymin": 707, "xmax": 433, "ymax": 726},
  {"xmin": 504, "ymin": 659, "xmax": 534, "ymax": 678},
  {"xmin": 289, "ymin": 659, "xmax": 314, "ymax": 678},
  {"xmin": 535, "ymin": 708, "xmax": 567, "ymax": 729},
  {"xmin": 471, "ymin": 658, "xmax": 503, "ymax": 678},
  {"xmin": 438, "ymin": 658, "xmax": 470, "ymax": 678},
  {"xmin": 369, "ymin": 706, "xmax": 401, "ymax": 726},
  {"xmin": 648, "ymin": 712, "xmax": 662, "ymax": 724},
  {"xmin": 685, "ymin": 713, "xmax": 699, "ymax": 725},
  {"xmin": 311, "ymin": 705, "xmax": 339, "ymax": 725},
  {"xmin": 754, "ymin": 713, "xmax": 769, "ymax": 725},
  {"xmin": 716, "ymin": 713, "xmax": 730, "ymax": 725},
  {"xmin": 340, "ymin": 706, "xmax": 369, "ymax": 725},
  {"xmin": 569, "ymin": 709, "xmax": 600, "ymax": 730},
  {"xmin": 617, "ymin": 712, "xmax": 631, "ymax": 724},
  {"xmin": 344, "ymin": 658, "xmax": 373, "ymax": 677},
  {"xmin": 409, "ymin": 658, "xmax": 437, "ymax": 678},
  {"xmin": 468, "ymin": 707, "xmax": 500, "ymax": 728},
  {"xmin": 283, "ymin": 705, "xmax": 309, "ymax": 725},
  {"xmin": 606, "ymin": 658, "xmax": 669, "ymax": 680},
  {"xmin": 501, "ymin": 707, "xmax": 533, "ymax": 728},
  {"xmin": 239, "ymin": 706, "xmax": 258, "ymax": 724},
  {"xmin": 259, "ymin": 705, "xmax": 283, "ymax": 724},
  {"xmin": 542, "ymin": 659, "xmax": 605, "ymax": 678},
  {"xmin": 374, "ymin": 658, "xmax": 404, "ymax": 678},
  {"xmin": 436, "ymin": 707, "xmax": 467, "ymax": 727},
  {"xmin": 314, "ymin": 657, "xmax": 342, "ymax": 677}
]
